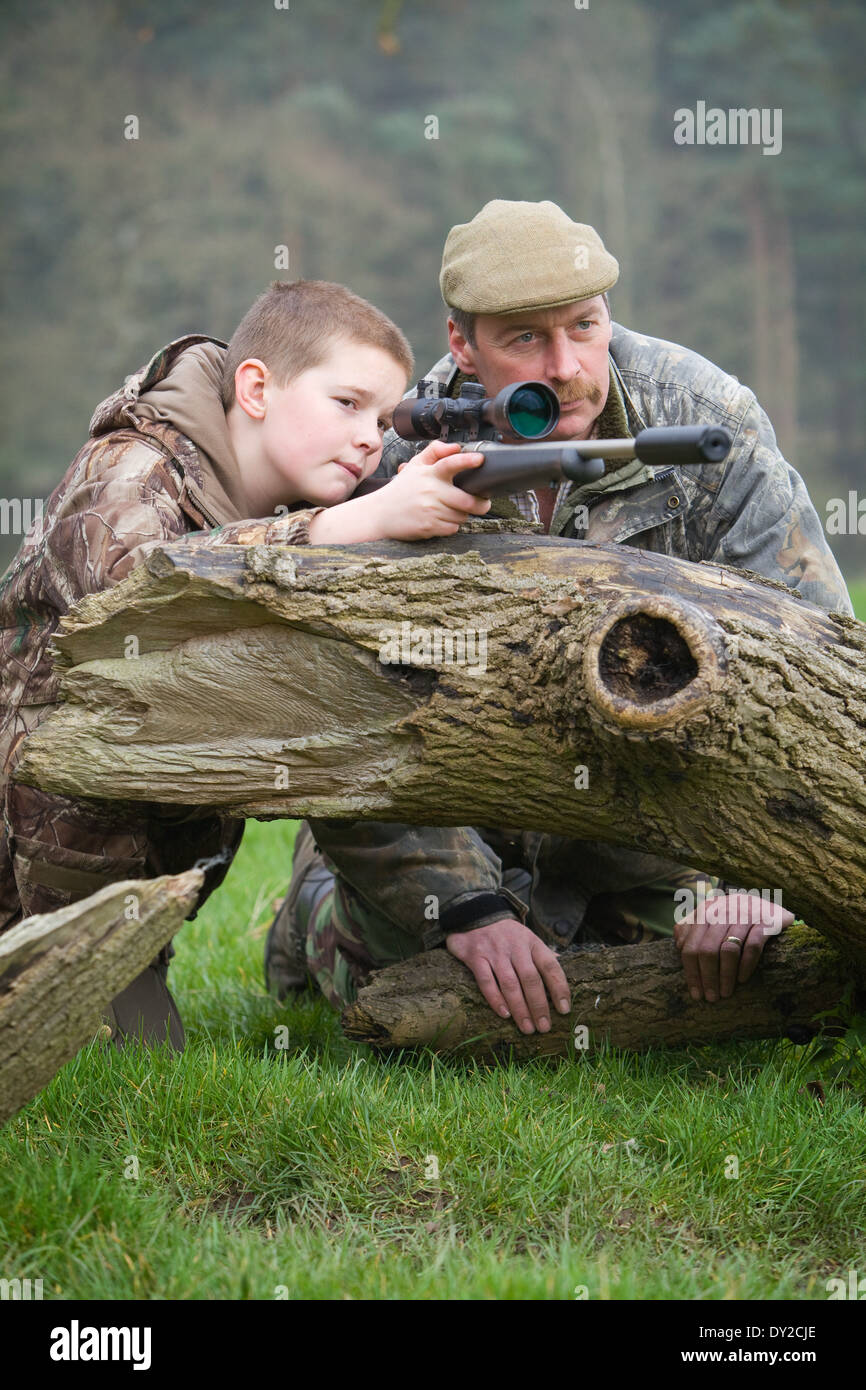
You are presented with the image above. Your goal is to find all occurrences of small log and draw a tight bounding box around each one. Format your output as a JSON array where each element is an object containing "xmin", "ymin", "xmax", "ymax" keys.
[
  {"xmin": 342, "ymin": 924, "xmax": 851, "ymax": 1060},
  {"xmin": 0, "ymin": 870, "xmax": 202, "ymax": 1126}
]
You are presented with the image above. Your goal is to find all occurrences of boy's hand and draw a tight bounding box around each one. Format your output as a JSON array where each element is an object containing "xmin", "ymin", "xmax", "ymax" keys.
[
  {"xmin": 307, "ymin": 441, "xmax": 490, "ymax": 545},
  {"xmin": 374, "ymin": 441, "xmax": 491, "ymax": 539},
  {"xmin": 446, "ymin": 918, "xmax": 572, "ymax": 1034}
]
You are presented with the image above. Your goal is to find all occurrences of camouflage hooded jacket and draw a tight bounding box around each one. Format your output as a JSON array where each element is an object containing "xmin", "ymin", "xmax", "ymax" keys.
[
  {"xmin": 309, "ymin": 321, "xmax": 854, "ymax": 949},
  {"xmin": 0, "ymin": 335, "xmax": 324, "ymax": 931}
]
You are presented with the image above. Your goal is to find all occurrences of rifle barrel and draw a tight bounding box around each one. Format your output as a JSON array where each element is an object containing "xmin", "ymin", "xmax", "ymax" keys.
[
  {"xmin": 350, "ymin": 425, "xmax": 731, "ymax": 499},
  {"xmin": 453, "ymin": 425, "xmax": 730, "ymax": 496}
]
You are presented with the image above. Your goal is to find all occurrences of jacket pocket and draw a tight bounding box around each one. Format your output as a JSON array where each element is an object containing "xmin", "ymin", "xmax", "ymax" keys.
[{"xmin": 12, "ymin": 832, "xmax": 146, "ymax": 918}]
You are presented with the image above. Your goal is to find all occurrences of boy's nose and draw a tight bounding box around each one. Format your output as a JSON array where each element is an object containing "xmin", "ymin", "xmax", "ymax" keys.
[{"xmin": 354, "ymin": 418, "xmax": 383, "ymax": 452}]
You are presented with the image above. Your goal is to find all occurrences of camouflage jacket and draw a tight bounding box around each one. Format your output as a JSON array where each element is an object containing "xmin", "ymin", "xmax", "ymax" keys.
[
  {"xmin": 311, "ymin": 321, "xmax": 854, "ymax": 948},
  {"xmin": 0, "ymin": 334, "xmax": 324, "ymax": 931}
]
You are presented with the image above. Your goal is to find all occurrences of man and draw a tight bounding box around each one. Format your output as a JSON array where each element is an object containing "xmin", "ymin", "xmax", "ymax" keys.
[{"xmin": 265, "ymin": 200, "xmax": 853, "ymax": 1033}]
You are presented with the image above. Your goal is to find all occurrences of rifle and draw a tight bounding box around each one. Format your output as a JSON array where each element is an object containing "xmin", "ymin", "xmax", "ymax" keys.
[{"xmin": 353, "ymin": 378, "xmax": 731, "ymax": 497}]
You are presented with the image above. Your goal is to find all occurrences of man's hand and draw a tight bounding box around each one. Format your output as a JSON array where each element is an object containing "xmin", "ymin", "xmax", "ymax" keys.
[
  {"xmin": 674, "ymin": 890, "xmax": 794, "ymax": 1002},
  {"xmin": 446, "ymin": 918, "xmax": 571, "ymax": 1033}
]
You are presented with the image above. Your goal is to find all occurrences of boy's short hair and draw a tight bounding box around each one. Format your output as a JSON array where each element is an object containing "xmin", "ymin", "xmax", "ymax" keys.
[
  {"xmin": 450, "ymin": 291, "xmax": 611, "ymax": 349},
  {"xmin": 221, "ymin": 280, "xmax": 414, "ymax": 409}
]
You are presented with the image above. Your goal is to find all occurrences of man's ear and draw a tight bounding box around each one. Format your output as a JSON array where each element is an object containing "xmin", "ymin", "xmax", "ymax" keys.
[
  {"xmin": 233, "ymin": 359, "xmax": 268, "ymax": 420},
  {"xmin": 447, "ymin": 319, "xmax": 478, "ymax": 375}
]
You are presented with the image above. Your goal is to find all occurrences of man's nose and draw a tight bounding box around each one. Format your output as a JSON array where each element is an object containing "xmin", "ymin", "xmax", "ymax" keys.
[{"xmin": 544, "ymin": 330, "xmax": 581, "ymax": 384}]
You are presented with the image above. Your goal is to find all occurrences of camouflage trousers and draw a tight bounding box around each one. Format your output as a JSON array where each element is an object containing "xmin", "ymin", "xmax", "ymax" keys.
[
  {"xmin": 302, "ymin": 834, "xmax": 717, "ymax": 1010},
  {"xmin": 0, "ymin": 773, "xmax": 244, "ymax": 1049}
]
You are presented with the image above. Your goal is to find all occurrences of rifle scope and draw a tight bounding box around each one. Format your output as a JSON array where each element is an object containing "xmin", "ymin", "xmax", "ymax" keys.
[{"xmin": 392, "ymin": 379, "xmax": 560, "ymax": 443}]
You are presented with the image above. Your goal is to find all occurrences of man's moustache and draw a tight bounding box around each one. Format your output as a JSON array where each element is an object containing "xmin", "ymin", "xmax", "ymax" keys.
[{"xmin": 557, "ymin": 379, "xmax": 603, "ymax": 407}]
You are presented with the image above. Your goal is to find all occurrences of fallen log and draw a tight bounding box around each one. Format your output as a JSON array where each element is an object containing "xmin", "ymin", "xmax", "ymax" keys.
[
  {"xmin": 342, "ymin": 925, "xmax": 852, "ymax": 1059},
  {"xmin": 13, "ymin": 527, "xmax": 866, "ymax": 974},
  {"xmin": 0, "ymin": 870, "xmax": 202, "ymax": 1126}
]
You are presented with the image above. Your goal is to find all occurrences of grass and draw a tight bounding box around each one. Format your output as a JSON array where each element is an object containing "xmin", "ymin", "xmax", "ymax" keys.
[
  {"xmin": 2, "ymin": 821, "xmax": 864, "ymax": 1302},
  {"xmin": 1, "ymin": 582, "xmax": 864, "ymax": 1302},
  {"xmin": 847, "ymin": 578, "xmax": 866, "ymax": 619}
]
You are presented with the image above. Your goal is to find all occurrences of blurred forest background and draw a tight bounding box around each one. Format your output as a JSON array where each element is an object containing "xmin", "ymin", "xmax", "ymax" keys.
[{"xmin": 1, "ymin": 0, "xmax": 864, "ymax": 580}]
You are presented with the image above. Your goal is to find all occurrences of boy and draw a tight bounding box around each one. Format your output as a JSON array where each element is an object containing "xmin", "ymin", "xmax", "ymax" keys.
[{"xmin": 0, "ymin": 279, "xmax": 489, "ymax": 1049}]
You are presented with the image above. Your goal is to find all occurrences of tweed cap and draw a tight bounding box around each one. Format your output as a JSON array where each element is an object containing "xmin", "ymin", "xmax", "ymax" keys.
[{"xmin": 440, "ymin": 199, "xmax": 619, "ymax": 315}]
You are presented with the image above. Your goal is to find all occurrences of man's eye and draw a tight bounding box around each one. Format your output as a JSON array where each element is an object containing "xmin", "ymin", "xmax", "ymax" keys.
[
  {"xmin": 514, "ymin": 332, "xmax": 535, "ymax": 344},
  {"xmin": 575, "ymin": 320, "xmax": 594, "ymax": 330},
  {"xmin": 337, "ymin": 398, "xmax": 357, "ymax": 409}
]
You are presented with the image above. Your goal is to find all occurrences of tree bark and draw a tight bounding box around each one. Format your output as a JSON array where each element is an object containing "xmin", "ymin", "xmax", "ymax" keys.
[
  {"xmin": 343, "ymin": 925, "xmax": 850, "ymax": 1059},
  {"xmin": 14, "ymin": 528, "xmax": 866, "ymax": 972},
  {"xmin": 0, "ymin": 870, "xmax": 201, "ymax": 1126}
]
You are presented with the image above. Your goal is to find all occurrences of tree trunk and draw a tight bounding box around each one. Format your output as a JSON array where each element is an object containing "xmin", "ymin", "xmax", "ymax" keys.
[
  {"xmin": 0, "ymin": 870, "xmax": 201, "ymax": 1126},
  {"xmin": 343, "ymin": 925, "xmax": 850, "ymax": 1059},
  {"xmin": 14, "ymin": 529, "xmax": 866, "ymax": 972}
]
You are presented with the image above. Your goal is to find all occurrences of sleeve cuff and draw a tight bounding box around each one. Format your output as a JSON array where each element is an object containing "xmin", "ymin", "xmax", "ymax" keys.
[
  {"xmin": 267, "ymin": 506, "xmax": 326, "ymax": 545},
  {"xmin": 422, "ymin": 885, "xmax": 529, "ymax": 950}
]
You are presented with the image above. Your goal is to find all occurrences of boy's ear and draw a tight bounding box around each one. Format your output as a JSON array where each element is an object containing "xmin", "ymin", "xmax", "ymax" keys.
[{"xmin": 233, "ymin": 359, "xmax": 269, "ymax": 420}]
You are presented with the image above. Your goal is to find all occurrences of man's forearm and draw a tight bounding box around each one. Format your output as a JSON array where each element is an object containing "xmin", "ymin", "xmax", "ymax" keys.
[{"xmin": 307, "ymin": 817, "xmax": 524, "ymax": 947}]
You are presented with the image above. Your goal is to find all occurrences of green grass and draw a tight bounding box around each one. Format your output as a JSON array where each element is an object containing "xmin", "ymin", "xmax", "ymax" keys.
[
  {"xmin": 848, "ymin": 578, "xmax": 866, "ymax": 621},
  {"xmin": 2, "ymin": 820, "xmax": 864, "ymax": 1301},
  {"xmin": 2, "ymin": 576, "xmax": 864, "ymax": 1301}
]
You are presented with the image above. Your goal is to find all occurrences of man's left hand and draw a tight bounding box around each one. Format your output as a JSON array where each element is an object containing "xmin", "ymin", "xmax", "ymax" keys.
[{"xmin": 674, "ymin": 890, "xmax": 794, "ymax": 1002}]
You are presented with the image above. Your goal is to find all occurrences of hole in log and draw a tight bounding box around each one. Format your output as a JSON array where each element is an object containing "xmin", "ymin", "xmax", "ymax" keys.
[
  {"xmin": 598, "ymin": 615, "xmax": 698, "ymax": 706},
  {"xmin": 583, "ymin": 597, "xmax": 725, "ymax": 733}
]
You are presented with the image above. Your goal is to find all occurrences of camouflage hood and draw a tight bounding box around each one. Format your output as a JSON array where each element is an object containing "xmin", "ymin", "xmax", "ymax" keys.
[{"xmin": 89, "ymin": 334, "xmax": 250, "ymax": 527}]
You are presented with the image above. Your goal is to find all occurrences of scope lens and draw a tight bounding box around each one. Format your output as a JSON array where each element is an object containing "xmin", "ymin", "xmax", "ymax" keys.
[{"xmin": 506, "ymin": 386, "xmax": 556, "ymax": 438}]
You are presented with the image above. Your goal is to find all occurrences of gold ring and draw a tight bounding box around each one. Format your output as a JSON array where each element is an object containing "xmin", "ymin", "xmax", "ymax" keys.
[{"xmin": 723, "ymin": 935, "xmax": 744, "ymax": 948}]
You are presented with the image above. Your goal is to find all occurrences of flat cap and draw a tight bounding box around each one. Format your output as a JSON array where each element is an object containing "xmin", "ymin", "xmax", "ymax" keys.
[{"xmin": 440, "ymin": 199, "xmax": 619, "ymax": 315}]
